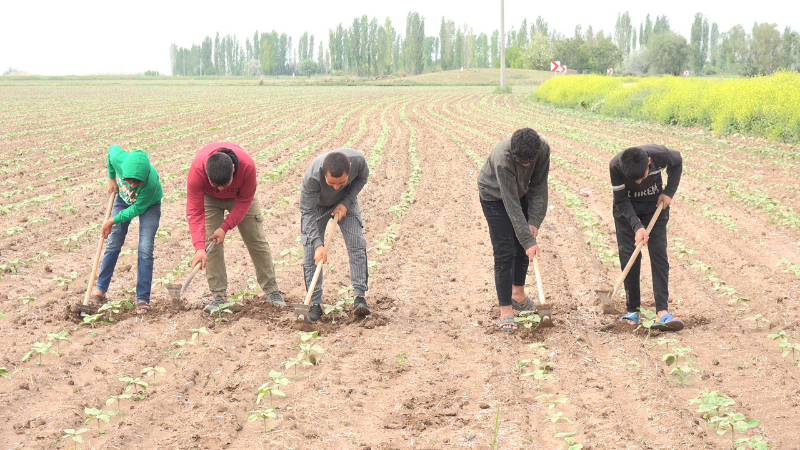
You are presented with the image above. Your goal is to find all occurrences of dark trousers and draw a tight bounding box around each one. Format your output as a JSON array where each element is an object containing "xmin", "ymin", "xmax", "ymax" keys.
[
  {"xmin": 614, "ymin": 206, "xmax": 670, "ymax": 313},
  {"xmin": 481, "ymin": 196, "xmax": 529, "ymax": 307}
]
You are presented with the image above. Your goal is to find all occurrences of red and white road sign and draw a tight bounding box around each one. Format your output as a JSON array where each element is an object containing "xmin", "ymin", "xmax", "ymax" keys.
[
  {"xmin": 607, "ymin": 68, "xmax": 613, "ymax": 75},
  {"xmin": 550, "ymin": 61, "xmax": 561, "ymax": 72},
  {"xmin": 684, "ymin": 70, "xmax": 689, "ymax": 76},
  {"xmin": 559, "ymin": 65, "xmax": 566, "ymax": 73}
]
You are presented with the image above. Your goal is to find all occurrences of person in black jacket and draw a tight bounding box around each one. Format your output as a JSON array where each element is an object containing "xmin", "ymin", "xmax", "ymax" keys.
[{"xmin": 610, "ymin": 145, "xmax": 684, "ymax": 331}]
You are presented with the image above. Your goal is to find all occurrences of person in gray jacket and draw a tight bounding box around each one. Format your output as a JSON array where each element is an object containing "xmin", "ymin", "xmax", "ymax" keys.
[
  {"xmin": 300, "ymin": 148, "xmax": 370, "ymax": 321},
  {"xmin": 478, "ymin": 128, "xmax": 550, "ymax": 332}
]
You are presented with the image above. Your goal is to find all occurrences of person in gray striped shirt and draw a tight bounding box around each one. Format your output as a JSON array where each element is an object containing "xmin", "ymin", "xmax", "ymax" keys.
[{"xmin": 300, "ymin": 148, "xmax": 370, "ymax": 322}]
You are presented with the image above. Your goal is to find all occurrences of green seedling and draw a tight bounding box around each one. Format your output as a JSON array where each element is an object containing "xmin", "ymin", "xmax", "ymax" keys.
[
  {"xmin": 689, "ymin": 391, "xmax": 736, "ymax": 420},
  {"xmin": 767, "ymin": 331, "xmax": 791, "ymax": 341},
  {"xmin": 636, "ymin": 308, "xmax": 659, "ymax": 340},
  {"xmin": 554, "ymin": 432, "xmax": 583, "ymax": 450},
  {"xmin": 22, "ymin": 341, "xmax": 56, "ymax": 365},
  {"xmin": 742, "ymin": 314, "xmax": 770, "ymax": 330},
  {"xmin": 627, "ymin": 360, "xmax": 642, "ymax": 371},
  {"xmin": 648, "ymin": 337, "xmax": 677, "ymax": 351},
  {"xmin": 210, "ymin": 300, "xmax": 242, "ymax": 323},
  {"xmin": 257, "ymin": 370, "xmax": 292, "ymax": 406},
  {"xmin": 663, "ymin": 346, "xmax": 699, "ymax": 385},
  {"xmin": 52, "ymin": 271, "xmax": 79, "ymax": 286},
  {"xmin": 119, "ymin": 376, "xmax": 148, "ymax": 399},
  {"xmin": 0, "ymin": 367, "xmax": 10, "ymax": 380},
  {"xmin": 61, "ymin": 428, "xmax": 89, "ymax": 449},
  {"xmin": 290, "ymin": 331, "xmax": 325, "ymax": 366},
  {"xmin": 247, "ymin": 406, "xmax": 277, "ymax": 432},
  {"xmin": 97, "ymin": 299, "xmax": 134, "ymax": 322},
  {"xmin": 47, "ymin": 331, "xmax": 72, "ymax": 353},
  {"xmin": 140, "ymin": 366, "xmax": 166, "ymax": 383},
  {"xmin": 777, "ymin": 340, "xmax": 800, "ymax": 366},
  {"xmin": 395, "ymin": 352, "xmax": 409, "ymax": 366},
  {"xmin": 778, "ymin": 258, "xmax": 800, "ymax": 276},
  {"xmin": 84, "ymin": 407, "xmax": 117, "ymax": 434},
  {"xmin": 162, "ymin": 341, "xmax": 186, "ymax": 368},
  {"xmin": 105, "ymin": 394, "xmax": 132, "ymax": 413},
  {"xmin": 323, "ymin": 289, "xmax": 354, "ymax": 324},
  {"xmin": 490, "ymin": 406, "xmax": 502, "ymax": 450},
  {"xmin": 20, "ymin": 296, "xmax": 36, "ymax": 308},
  {"xmin": 0, "ymin": 312, "xmax": 6, "ymax": 320},
  {"xmin": 78, "ymin": 313, "xmax": 109, "ymax": 336},
  {"xmin": 734, "ymin": 435, "xmax": 771, "ymax": 450},
  {"xmin": 514, "ymin": 310, "xmax": 541, "ymax": 328},
  {"xmin": 189, "ymin": 327, "xmax": 209, "ymax": 345},
  {"xmin": 203, "ymin": 370, "xmax": 222, "ymax": 388},
  {"xmin": 709, "ymin": 411, "xmax": 761, "ymax": 447}
]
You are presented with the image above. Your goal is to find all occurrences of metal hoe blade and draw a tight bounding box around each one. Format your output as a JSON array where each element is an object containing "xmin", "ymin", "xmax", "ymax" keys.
[
  {"xmin": 292, "ymin": 303, "xmax": 312, "ymax": 323},
  {"xmin": 596, "ymin": 290, "xmax": 622, "ymax": 315}
]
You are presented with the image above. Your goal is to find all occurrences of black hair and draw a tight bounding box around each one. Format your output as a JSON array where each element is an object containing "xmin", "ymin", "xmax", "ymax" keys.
[
  {"xmin": 620, "ymin": 147, "xmax": 650, "ymax": 180},
  {"xmin": 322, "ymin": 152, "xmax": 350, "ymax": 178},
  {"xmin": 509, "ymin": 128, "xmax": 542, "ymax": 163},
  {"xmin": 123, "ymin": 177, "xmax": 142, "ymax": 185},
  {"xmin": 206, "ymin": 151, "xmax": 234, "ymax": 186}
]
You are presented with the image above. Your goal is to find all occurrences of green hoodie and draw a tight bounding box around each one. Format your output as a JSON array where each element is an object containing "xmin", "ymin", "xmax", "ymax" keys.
[{"xmin": 106, "ymin": 145, "xmax": 163, "ymax": 224}]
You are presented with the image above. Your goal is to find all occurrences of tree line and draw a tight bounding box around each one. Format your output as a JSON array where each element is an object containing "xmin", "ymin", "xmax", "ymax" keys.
[{"xmin": 169, "ymin": 11, "xmax": 800, "ymax": 77}]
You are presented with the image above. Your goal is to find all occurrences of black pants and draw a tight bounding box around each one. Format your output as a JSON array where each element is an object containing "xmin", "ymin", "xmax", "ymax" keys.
[
  {"xmin": 481, "ymin": 196, "xmax": 529, "ymax": 307},
  {"xmin": 614, "ymin": 206, "xmax": 670, "ymax": 313}
]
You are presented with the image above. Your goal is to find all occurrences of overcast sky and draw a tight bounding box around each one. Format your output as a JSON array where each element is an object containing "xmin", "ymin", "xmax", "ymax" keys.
[{"xmin": 2, "ymin": 0, "xmax": 796, "ymax": 76}]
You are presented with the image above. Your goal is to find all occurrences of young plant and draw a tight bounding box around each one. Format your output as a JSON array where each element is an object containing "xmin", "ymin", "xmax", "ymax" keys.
[
  {"xmin": 690, "ymin": 391, "xmax": 736, "ymax": 420},
  {"xmin": 648, "ymin": 337, "xmax": 677, "ymax": 351},
  {"xmin": 519, "ymin": 359, "xmax": 553, "ymax": 388},
  {"xmin": 78, "ymin": 313, "xmax": 110, "ymax": 336},
  {"xmin": 188, "ymin": 327, "xmax": 209, "ymax": 345},
  {"xmin": 47, "ymin": 331, "xmax": 72, "ymax": 353},
  {"xmin": 210, "ymin": 299, "xmax": 242, "ymax": 323},
  {"xmin": 708, "ymin": 411, "xmax": 761, "ymax": 448},
  {"xmin": 733, "ymin": 435, "xmax": 771, "ymax": 450},
  {"xmin": 536, "ymin": 394, "xmax": 571, "ymax": 423},
  {"xmin": 663, "ymin": 346, "xmax": 700, "ymax": 385},
  {"xmin": 247, "ymin": 406, "xmax": 277, "ymax": 432},
  {"xmin": 119, "ymin": 376, "xmax": 148, "ymax": 399},
  {"xmin": 395, "ymin": 352, "xmax": 409, "ymax": 366},
  {"xmin": 22, "ymin": 341, "xmax": 56, "ymax": 365},
  {"xmin": 514, "ymin": 310, "xmax": 542, "ymax": 329},
  {"xmin": 490, "ymin": 406, "xmax": 502, "ymax": 450},
  {"xmin": 105, "ymin": 394, "xmax": 133, "ymax": 413},
  {"xmin": 636, "ymin": 308, "xmax": 659, "ymax": 340},
  {"xmin": 140, "ymin": 366, "xmax": 167, "ymax": 383},
  {"xmin": 742, "ymin": 314, "xmax": 770, "ymax": 330},
  {"xmin": 256, "ymin": 370, "xmax": 292, "ymax": 406},
  {"xmin": 61, "ymin": 428, "xmax": 90, "ymax": 450},
  {"xmin": 83, "ymin": 407, "xmax": 117, "ymax": 434},
  {"xmin": 290, "ymin": 331, "xmax": 325, "ymax": 366},
  {"xmin": 0, "ymin": 367, "xmax": 10, "ymax": 380},
  {"xmin": 20, "ymin": 296, "xmax": 36, "ymax": 308},
  {"xmin": 203, "ymin": 370, "xmax": 222, "ymax": 388},
  {"xmin": 97, "ymin": 299, "xmax": 133, "ymax": 322},
  {"xmin": 554, "ymin": 432, "xmax": 583, "ymax": 450}
]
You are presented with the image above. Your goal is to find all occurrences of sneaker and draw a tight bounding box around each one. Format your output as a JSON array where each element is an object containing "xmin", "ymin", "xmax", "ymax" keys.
[
  {"xmin": 307, "ymin": 303, "xmax": 323, "ymax": 322},
  {"xmin": 203, "ymin": 296, "xmax": 226, "ymax": 313},
  {"xmin": 353, "ymin": 296, "xmax": 371, "ymax": 316},
  {"xmin": 267, "ymin": 290, "xmax": 286, "ymax": 306}
]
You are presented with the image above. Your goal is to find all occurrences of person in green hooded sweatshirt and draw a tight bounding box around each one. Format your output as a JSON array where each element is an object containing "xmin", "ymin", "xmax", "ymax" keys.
[{"xmin": 88, "ymin": 145, "xmax": 163, "ymax": 315}]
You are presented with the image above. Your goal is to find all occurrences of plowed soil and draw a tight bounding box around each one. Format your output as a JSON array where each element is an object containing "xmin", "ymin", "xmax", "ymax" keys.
[{"xmin": 1, "ymin": 81, "xmax": 799, "ymax": 450}]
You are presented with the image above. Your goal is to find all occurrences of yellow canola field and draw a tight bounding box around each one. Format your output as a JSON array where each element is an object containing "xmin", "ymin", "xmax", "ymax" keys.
[{"xmin": 533, "ymin": 71, "xmax": 800, "ymax": 143}]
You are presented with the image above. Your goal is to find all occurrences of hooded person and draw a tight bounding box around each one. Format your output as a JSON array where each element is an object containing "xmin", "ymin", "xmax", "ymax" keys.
[{"xmin": 89, "ymin": 145, "xmax": 163, "ymax": 315}]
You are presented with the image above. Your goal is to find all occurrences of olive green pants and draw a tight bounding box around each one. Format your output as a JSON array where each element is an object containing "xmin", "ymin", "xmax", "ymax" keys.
[{"xmin": 204, "ymin": 195, "xmax": 279, "ymax": 298}]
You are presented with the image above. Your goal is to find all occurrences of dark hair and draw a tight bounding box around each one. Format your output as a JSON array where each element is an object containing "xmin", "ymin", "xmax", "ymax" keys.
[
  {"xmin": 206, "ymin": 151, "xmax": 234, "ymax": 186},
  {"xmin": 620, "ymin": 147, "xmax": 649, "ymax": 180},
  {"xmin": 322, "ymin": 152, "xmax": 350, "ymax": 178},
  {"xmin": 510, "ymin": 128, "xmax": 542, "ymax": 163},
  {"xmin": 123, "ymin": 177, "xmax": 141, "ymax": 185}
]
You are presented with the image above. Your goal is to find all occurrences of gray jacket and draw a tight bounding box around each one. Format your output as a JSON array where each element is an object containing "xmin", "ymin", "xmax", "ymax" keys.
[
  {"xmin": 300, "ymin": 148, "xmax": 369, "ymax": 248},
  {"xmin": 477, "ymin": 136, "xmax": 550, "ymax": 249}
]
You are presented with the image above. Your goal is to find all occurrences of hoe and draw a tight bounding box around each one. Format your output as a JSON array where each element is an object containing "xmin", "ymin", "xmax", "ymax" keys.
[
  {"xmin": 294, "ymin": 212, "xmax": 340, "ymax": 323},
  {"xmin": 166, "ymin": 240, "xmax": 217, "ymax": 306}
]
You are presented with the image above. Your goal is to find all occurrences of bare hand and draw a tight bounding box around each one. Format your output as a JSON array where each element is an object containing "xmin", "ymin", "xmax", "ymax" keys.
[
  {"xmin": 101, "ymin": 219, "xmax": 115, "ymax": 239},
  {"xmin": 529, "ymin": 225, "xmax": 539, "ymax": 239},
  {"xmin": 635, "ymin": 228, "xmax": 649, "ymax": 247},
  {"xmin": 658, "ymin": 194, "xmax": 673, "ymax": 209},
  {"xmin": 332, "ymin": 204, "xmax": 348, "ymax": 220},
  {"xmin": 209, "ymin": 228, "xmax": 226, "ymax": 246},
  {"xmin": 314, "ymin": 245, "xmax": 328, "ymax": 265},
  {"xmin": 192, "ymin": 249, "xmax": 208, "ymax": 270},
  {"xmin": 108, "ymin": 178, "xmax": 118, "ymax": 195},
  {"xmin": 525, "ymin": 244, "xmax": 541, "ymax": 261}
]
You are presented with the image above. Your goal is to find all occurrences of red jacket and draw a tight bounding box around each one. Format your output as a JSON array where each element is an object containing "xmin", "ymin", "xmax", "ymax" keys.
[{"xmin": 186, "ymin": 142, "xmax": 257, "ymax": 250}]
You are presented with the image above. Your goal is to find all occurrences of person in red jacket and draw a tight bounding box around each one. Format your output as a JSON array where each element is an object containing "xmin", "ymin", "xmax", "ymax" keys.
[{"xmin": 186, "ymin": 142, "xmax": 284, "ymax": 312}]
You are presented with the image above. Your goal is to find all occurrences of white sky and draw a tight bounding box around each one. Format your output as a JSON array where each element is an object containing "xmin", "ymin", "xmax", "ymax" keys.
[{"xmin": 2, "ymin": 0, "xmax": 796, "ymax": 76}]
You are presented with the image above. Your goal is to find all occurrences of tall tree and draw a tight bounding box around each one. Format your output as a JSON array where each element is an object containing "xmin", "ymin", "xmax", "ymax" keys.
[
  {"xmin": 746, "ymin": 22, "xmax": 781, "ymax": 74},
  {"xmin": 653, "ymin": 15, "xmax": 670, "ymax": 35},
  {"xmin": 535, "ymin": 16, "xmax": 549, "ymax": 37},
  {"xmin": 709, "ymin": 23, "xmax": 720, "ymax": 67},
  {"xmin": 403, "ymin": 12, "xmax": 425, "ymax": 74},
  {"xmin": 690, "ymin": 13, "xmax": 710, "ymax": 74},
  {"xmin": 647, "ymin": 30, "xmax": 689, "ymax": 75},
  {"xmin": 518, "ymin": 19, "xmax": 528, "ymax": 47},
  {"xmin": 491, "ymin": 30, "xmax": 499, "ymax": 68},
  {"xmin": 614, "ymin": 12, "xmax": 633, "ymax": 55}
]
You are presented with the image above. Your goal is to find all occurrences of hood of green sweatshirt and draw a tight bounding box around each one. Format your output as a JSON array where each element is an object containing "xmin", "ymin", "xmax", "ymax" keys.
[
  {"xmin": 108, "ymin": 145, "xmax": 129, "ymax": 170},
  {"xmin": 121, "ymin": 149, "xmax": 152, "ymax": 182}
]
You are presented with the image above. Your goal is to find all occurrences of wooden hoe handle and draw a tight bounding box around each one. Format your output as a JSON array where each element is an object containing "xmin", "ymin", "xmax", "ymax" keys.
[
  {"xmin": 83, "ymin": 193, "xmax": 116, "ymax": 306},
  {"xmin": 302, "ymin": 212, "xmax": 341, "ymax": 307}
]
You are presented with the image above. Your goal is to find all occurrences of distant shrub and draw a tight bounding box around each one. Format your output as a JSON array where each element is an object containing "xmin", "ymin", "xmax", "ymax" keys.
[
  {"xmin": 144, "ymin": 70, "xmax": 159, "ymax": 76},
  {"xmin": 533, "ymin": 71, "xmax": 800, "ymax": 143},
  {"xmin": 331, "ymin": 70, "xmax": 345, "ymax": 77}
]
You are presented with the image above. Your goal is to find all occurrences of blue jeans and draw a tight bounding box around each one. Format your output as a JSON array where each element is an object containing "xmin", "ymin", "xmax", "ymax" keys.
[{"xmin": 96, "ymin": 195, "xmax": 161, "ymax": 303}]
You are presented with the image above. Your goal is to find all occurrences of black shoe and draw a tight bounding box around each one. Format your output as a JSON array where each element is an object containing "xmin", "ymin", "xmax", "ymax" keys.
[
  {"xmin": 353, "ymin": 296, "xmax": 371, "ymax": 316},
  {"xmin": 307, "ymin": 303, "xmax": 323, "ymax": 322},
  {"xmin": 203, "ymin": 296, "xmax": 226, "ymax": 313}
]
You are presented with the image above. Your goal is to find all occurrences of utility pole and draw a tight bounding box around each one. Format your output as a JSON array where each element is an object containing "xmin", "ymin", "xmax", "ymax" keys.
[{"xmin": 500, "ymin": 0, "xmax": 506, "ymax": 90}]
